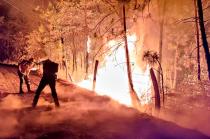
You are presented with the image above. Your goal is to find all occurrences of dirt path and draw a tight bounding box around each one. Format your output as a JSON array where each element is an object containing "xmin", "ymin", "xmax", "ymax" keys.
[
  {"xmin": 0, "ymin": 64, "xmax": 88, "ymax": 104},
  {"xmin": 0, "ymin": 64, "xmax": 39, "ymax": 93}
]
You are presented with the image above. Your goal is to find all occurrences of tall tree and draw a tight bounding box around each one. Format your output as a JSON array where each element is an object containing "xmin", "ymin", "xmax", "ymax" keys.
[
  {"xmin": 84, "ymin": 0, "xmax": 89, "ymax": 79},
  {"xmin": 197, "ymin": 0, "xmax": 210, "ymax": 80},
  {"xmin": 122, "ymin": 3, "xmax": 140, "ymax": 108},
  {"xmin": 143, "ymin": 50, "xmax": 161, "ymax": 109},
  {"xmin": 194, "ymin": 0, "xmax": 201, "ymax": 80},
  {"xmin": 157, "ymin": 0, "xmax": 166, "ymax": 102}
]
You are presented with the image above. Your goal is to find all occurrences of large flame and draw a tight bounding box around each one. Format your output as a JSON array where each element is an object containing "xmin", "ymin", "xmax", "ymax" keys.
[{"xmin": 78, "ymin": 34, "xmax": 152, "ymax": 107}]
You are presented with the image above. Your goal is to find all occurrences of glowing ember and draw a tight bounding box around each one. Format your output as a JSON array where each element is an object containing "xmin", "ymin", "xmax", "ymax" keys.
[{"xmin": 78, "ymin": 34, "xmax": 152, "ymax": 106}]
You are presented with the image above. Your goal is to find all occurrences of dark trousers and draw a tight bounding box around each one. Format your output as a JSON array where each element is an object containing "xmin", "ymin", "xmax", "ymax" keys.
[
  {"xmin": 32, "ymin": 75, "xmax": 60, "ymax": 107},
  {"xmin": 18, "ymin": 70, "xmax": 31, "ymax": 93}
]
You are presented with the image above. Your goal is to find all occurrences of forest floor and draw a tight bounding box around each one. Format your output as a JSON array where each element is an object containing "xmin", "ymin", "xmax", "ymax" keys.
[
  {"xmin": 0, "ymin": 64, "xmax": 209, "ymax": 139},
  {"xmin": 157, "ymin": 79, "xmax": 210, "ymax": 136}
]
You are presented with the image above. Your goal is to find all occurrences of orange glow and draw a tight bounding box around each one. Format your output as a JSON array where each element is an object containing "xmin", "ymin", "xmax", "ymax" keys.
[
  {"xmin": 78, "ymin": 34, "xmax": 152, "ymax": 107},
  {"xmin": 87, "ymin": 36, "xmax": 91, "ymax": 53}
]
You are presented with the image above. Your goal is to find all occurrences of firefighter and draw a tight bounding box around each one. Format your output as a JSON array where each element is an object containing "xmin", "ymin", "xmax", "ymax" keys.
[
  {"xmin": 17, "ymin": 58, "xmax": 35, "ymax": 94},
  {"xmin": 32, "ymin": 59, "xmax": 60, "ymax": 108}
]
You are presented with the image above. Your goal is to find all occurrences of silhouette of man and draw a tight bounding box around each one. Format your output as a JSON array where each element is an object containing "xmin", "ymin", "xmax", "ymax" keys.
[
  {"xmin": 17, "ymin": 58, "xmax": 35, "ymax": 94},
  {"xmin": 32, "ymin": 59, "xmax": 60, "ymax": 108}
]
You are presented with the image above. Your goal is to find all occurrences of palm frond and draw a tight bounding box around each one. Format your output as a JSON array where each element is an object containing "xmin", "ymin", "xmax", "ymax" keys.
[{"xmin": 142, "ymin": 50, "xmax": 159, "ymax": 66}]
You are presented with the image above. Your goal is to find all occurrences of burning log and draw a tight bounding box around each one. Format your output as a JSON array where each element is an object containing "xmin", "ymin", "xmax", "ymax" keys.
[
  {"xmin": 150, "ymin": 68, "xmax": 160, "ymax": 109},
  {"xmin": 92, "ymin": 60, "xmax": 99, "ymax": 91}
]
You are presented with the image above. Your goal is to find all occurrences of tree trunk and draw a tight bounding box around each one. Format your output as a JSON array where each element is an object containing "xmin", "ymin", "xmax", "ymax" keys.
[
  {"xmin": 84, "ymin": 0, "xmax": 89, "ymax": 79},
  {"xmin": 72, "ymin": 53, "xmax": 75, "ymax": 73},
  {"xmin": 85, "ymin": 51, "xmax": 89, "ymax": 78},
  {"xmin": 65, "ymin": 57, "xmax": 68, "ymax": 80},
  {"xmin": 74, "ymin": 52, "xmax": 77, "ymax": 71},
  {"xmin": 157, "ymin": 60, "xmax": 165, "ymax": 104},
  {"xmin": 158, "ymin": 0, "xmax": 166, "ymax": 94},
  {"xmin": 150, "ymin": 68, "xmax": 160, "ymax": 109},
  {"xmin": 92, "ymin": 60, "xmax": 99, "ymax": 91},
  {"xmin": 123, "ymin": 4, "xmax": 140, "ymax": 108},
  {"xmin": 80, "ymin": 53, "xmax": 83, "ymax": 69},
  {"xmin": 197, "ymin": 0, "xmax": 210, "ymax": 80},
  {"xmin": 194, "ymin": 0, "xmax": 201, "ymax": 81},
  {"xmin": 75, "ymin": 51, "xmax": 77, "ymax": 71},
  {"xmin": 173, "ymin": 47, "xmax": 178, "ymax": 89},
  {"xmin": 61, "ymin": 37, "xmax": 69, "ymax": 81},
  {"xmin": 72, "ymin": 33, "xmax": 78, "ymax": 74}
]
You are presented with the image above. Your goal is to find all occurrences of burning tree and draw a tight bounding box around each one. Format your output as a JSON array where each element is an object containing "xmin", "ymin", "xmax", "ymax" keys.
[
  {"xmin": 26, "ymin": 0, "xmax": 151, "ymax": 107},
  {"xmin": 120, "ymin": 0, "xmax": 141, "ymax": 108},
  {"xmin": 27, "ymin": 0, "xmax": 111, "ymax": 81}
]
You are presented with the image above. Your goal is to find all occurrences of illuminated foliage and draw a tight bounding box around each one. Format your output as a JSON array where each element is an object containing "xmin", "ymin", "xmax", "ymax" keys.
[
  {"xmin": 26, "ymin": 0, "xmax": 150, "ymax": 81},
  {"xmin": 0, "ymin": 3, "xmax": 30, "ymax": 62}
]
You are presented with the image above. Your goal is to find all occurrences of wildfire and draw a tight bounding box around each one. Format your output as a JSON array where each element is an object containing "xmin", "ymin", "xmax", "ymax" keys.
[{"xmin": 78, "ymin": 34, "xmax": 152, "ymax": 107}]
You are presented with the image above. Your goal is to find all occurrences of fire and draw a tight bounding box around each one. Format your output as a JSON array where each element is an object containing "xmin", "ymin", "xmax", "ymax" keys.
[{"xmin": 78, "ymin": 34, "xmax": 152, "ymax": 107}]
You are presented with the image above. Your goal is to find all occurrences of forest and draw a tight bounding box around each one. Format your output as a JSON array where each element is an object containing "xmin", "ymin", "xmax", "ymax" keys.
[{"xmin": 0, "ymin": 0, "xmax": 210, "ymax": 138}]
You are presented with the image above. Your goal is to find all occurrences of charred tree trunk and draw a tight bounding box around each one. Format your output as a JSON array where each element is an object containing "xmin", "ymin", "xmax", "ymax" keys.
[
  {"xmin": 194, "ymin": 0, "xmax": 201, "ymax": 81},
  {"xmin": 197, "ymin": 0, "xmax": 210, "ymax": 80},
  {"xmin": 73, "ymin": 52, "xmax": 77, "ymax": 73},
  {"xmin": 150, "ymin": 68, "xmax": 161, "ymax": 109},
  {"xmin": 65, "ymin": 57, "xmax": 68, "ymax": 80},
  {"xmin": 173, "ymin": 47, "xmax": 178, "ymax": 89},
  {"xmin": 158, "ymin": 0, "xmax": 166, "ymax": 98},
  {"xmin": 123, "ymin": 4, "xmax": 140, "ymax": 108},
  {"xmin": 158, "ymin": 21, "xmax": 163, "ymax": 87},
  {"xmin": 92, "ymin": 60, "xmax": 99, "ymax": 91},
  {"xmin": 72, "ymin": 33, "xmax": 77, "ymax": 74},
  {"xmin": 80, "ymin": 53, "xmax": 83, "ymax": 69},
  {"xmin": 74, "ymin": 51, "xmax": 77, "ymax": 71},
  {"xmin": 61, "ymin": 37, "xmax": 69, "ymax": 81},
  {"xmin": 68, "ymin": 73, "xmax": 73, "ymax": 82},
  {"xmin": 85, "ymin": 52, "xmax": 89, "ymax": 78},
  {"xmin": 157, "ymin": 60, "xmax": 164, "ymax": 104},
  {"xmin": 75, "ymin": 51, "xmax": 77, "ymax": 71},
  {"xmin": 72, "ymin": 53, "xmax": 75, "ymax": 73}
]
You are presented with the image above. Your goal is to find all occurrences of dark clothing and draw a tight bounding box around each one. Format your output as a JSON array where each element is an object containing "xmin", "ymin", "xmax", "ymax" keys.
[
  {"xmin": 18, "ymin": 59, "xmax": 34, "ymax": 76},
  {"xmin": 32, "ymin": 59, "xmax": 60, "ymax": 107},
  {"xmin": 18, "ymin": 59, "xmax": 34, "ymax": 93},
  {"xmin": 43, "ymin": 59, "xmax": 58, "ymax": 75},
  {"xmin": 18, "ymin": 70, "xmax": 31, "ymax": 94}
]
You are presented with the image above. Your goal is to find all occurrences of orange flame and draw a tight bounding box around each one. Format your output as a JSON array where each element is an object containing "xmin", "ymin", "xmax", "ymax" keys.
[{"xmin": 78, "ymin": 34, "xmax": 152, "ymax": 107}]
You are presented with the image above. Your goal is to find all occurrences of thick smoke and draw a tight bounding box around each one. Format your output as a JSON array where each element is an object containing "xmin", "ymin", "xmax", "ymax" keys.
[{"xmin": 0, "ymin": 81, "xmax": 209, "ymax": 139}]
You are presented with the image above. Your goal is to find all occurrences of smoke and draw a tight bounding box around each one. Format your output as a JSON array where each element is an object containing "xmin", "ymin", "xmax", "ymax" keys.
[
  {"xmin": 130, "ymin": 9, "xmax": 160, "ymax": 71},
  {"xmin": 0, "ymin": 83, "xmax": 209, "ymax": 139},
  {"xmin": 0, "ymin": 84, "xmax": 138, "ymax": 138},
  {"xmin": 0, "ymin": 95, "xmax": 24, "ymax": 109},
  {"xmin": 156, "ymin": 99, "xmax": 210, "ymax": 137},
  {"xmin": 0, "ymin": 111, "xmax": 18, "ymax": 137},
  {"xmin": 0, "ymin": 94, "xmax": 52, "ymax": 137}
]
